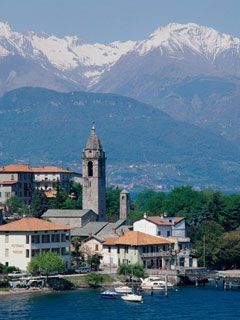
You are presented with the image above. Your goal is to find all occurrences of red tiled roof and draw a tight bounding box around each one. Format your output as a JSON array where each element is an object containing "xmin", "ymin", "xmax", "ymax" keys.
[
  {"xmin": 44, "ymin": 190, "xmax": 57, "ymax": 198},
  {"xmin": 146, "ymin": 216, "xmax": 184, "ymax": 226},
  {"xmin": 0, "ymin": 164, "xmax": 32, "ymax": 173},
  {"xmin": 32, "ymin": 166, "xmax": 72, "ymax": 173},
  {"xmin": 103, "ymin": 231, "xmax": 173, "ymax": 246},
  {"xmin": 0, "ymin": 164, "xmax": 72, "ymax": 174},
  {"xmin": 0, "ymin": 217, "xmax": 71, "ymax": 232},
  {"xmin": 147, "ymin": 216, "xmax": 173, "ymax": 226}
]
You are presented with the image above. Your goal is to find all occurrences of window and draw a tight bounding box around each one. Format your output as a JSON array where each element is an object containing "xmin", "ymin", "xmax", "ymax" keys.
[
  {"xmin": 88, "ymin": 161, "xmax": 93, "ymax": 177},
  {"xmin": 52, "ymin": 234, "xmax": 60, "ymax": 242},
  {"xmin": 5, "ymin": 249, "xmax": 9, "ymax": 257},
  {"xmin": 125, "ymin": 246, "xmax": 128, "ymax": 254},
  {"xmin": 5, "ymin": 235, "xmax": 9, "ymax": 243},
  {"xmin": 95, "ymin": 244, "xmax": 99, "ymax": 251},
  {"xmin": 26, "ymin": 235, "xmax": 29, "ymax": 244},
  {"xmin": 11, "ymin": 174, "xmax": 14, "ymax": 181},
  {"xmin": 117, "ymin": 247, "xmax": 120, "ymax": 254},
  {"xmin": 5, "ymin": 192, "xmax": 11, "ymax": 198},
  {"xmin": 167, "ymin": 231, "xmax": 170, "ymax": 237},
  {"xmin": 157, "ymin": 230, "xmax": 161, "ymax": 236},
  {"xmin": 108, "ymin": 246, "xmax": 111, "ymax": 253},
  {"xmin": 42, "ymin": 235, "xmax": 50, "ymax": 243},
  {"xmin": 61, "ymin": 234, "xmax": 66, "ymax": 242},
  {"xmin": 32, "ymin": 235, "xmax": 40, "ymax": 244},
  {"xmin": 26, "ymin": 250, "xmax": 29, "ymax": 258}
]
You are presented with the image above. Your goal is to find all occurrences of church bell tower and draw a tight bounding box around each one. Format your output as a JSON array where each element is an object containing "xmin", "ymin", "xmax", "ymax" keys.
[{"xmin": 82, "ymin": 124, "xmax": 106, "ymax": 221}]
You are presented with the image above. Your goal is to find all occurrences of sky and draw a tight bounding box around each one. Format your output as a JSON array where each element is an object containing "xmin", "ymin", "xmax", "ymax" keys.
[{"xmin": 0, "ymin": 0, "xmax": 239, "ymax": 43}]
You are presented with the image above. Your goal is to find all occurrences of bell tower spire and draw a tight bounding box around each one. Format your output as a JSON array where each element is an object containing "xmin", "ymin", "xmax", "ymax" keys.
[{"xmin": 82, "ymin": 125, "xmax": 106, "ymax": 221}]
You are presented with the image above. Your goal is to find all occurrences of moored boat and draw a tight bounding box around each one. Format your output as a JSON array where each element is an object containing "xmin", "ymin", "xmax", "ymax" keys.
[
  {"xmin": 121, "ymin": 293, "xmax": 143, "ymax": 303},
  {"xmin": 114, "ymin": 286, "xmax": 132, "ymax": 294},
  {"xmin": 140, "ymin": 277, "xmax": 174, "ymax": 290},
  {"xmin": 101, "ymin": 290, "xmax": 118, "ymax": 299}
]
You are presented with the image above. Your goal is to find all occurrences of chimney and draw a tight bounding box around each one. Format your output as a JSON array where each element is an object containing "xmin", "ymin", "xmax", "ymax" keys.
[
  {"xmin": 112, "ymin": 228, "xmax": 117, "ymax": 234},
  {"xmin": 143, "ymin": 212, "xmax": 147, "ymax": 219},
  {"xmin": 119, "ymin": 189, "xmax": 130, "ymax": 224}
]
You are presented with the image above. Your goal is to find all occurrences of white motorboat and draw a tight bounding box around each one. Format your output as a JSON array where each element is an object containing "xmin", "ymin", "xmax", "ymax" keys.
[
  {"xmin": 121, "ymin": 293, "xmax": 143, "ymax": 303},
  {"xmin": 114, "ymin": 286, "xmax": 132, "ymax": 294},
  {"xmin": 140, "ymin": 276, "xmax": 174, "ymax": 290},
  {"xmin": 101, "ymin": 290, "xmax": 118, "ymax": 299}
]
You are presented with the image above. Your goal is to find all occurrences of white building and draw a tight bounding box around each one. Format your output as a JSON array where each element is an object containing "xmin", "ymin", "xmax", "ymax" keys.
[
  {"xmin": 32, "ymin": 166, "xmax": 75, "ymax": 191},
  {"xmin": 133, "ymin": 214, "xmax": 197, "ymax": 268},
  {"xmin": 133, "ymin": 213, "xmax": 186, "ymax": 238},
  {"xmin": 0, "ymin": 217, "xmax": 71, "ymax": 271}
]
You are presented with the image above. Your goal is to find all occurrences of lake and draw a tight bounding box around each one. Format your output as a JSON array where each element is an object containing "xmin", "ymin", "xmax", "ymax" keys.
[{"xmin": 0, "ymin": 286, "xmax": 239, "ymax": 320}]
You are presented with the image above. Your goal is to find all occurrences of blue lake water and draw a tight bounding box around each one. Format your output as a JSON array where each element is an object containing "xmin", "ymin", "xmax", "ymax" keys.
[{"xmin": 0, "ymin": 286, "xmax": 239, "ymax": 320}]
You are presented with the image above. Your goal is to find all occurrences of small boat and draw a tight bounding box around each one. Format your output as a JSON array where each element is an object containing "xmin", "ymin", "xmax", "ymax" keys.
[
  {"xmin": 140, "ymin": 277, "xmax": 174, "ymax": 290},
  {"xmin": 114, "ymin": 286, "xmax": 132, "ymax": 294},
  {"xmin": 121, "ymin": 293, "xmax": 143, "ymax": 303},
  {"xmin": 101, "ymin": 290, "xmax": 118, "ymax": 299}
]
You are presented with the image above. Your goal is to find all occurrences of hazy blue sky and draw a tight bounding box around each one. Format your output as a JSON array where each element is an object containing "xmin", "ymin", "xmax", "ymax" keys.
[{"xmin": 0, "ymin": 0, "xmax": 239, "ymax": 43}]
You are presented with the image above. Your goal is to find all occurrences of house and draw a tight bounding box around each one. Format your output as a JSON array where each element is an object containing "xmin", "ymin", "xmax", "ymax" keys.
[
  {"xmin": 0, "ymin": 164, "xmax": 35, "ymax": 204},
  {"xmin": 42, "ymin": 209, "xmax": 98, "ymax": 229},
  {"xmin": 0, "ymin": 217, "xmax": 71, "ymax": 271},
  {"xmin": 133, "ymin": 214, "xmax": 197, "ymax": 268},
  {"xmin": 32, "ymin": 166, "xmax": 76, "ymax": 192},
  {"xmin": 0, "ymin": 164, "xmax": 80, "ymax": 204},
  {"xmin": 133, "ymin": 213, "xmax": 186, "ymax": 238},
  {"xmin": 101, "ymin": 231, "xmax": 174, "ymax": 269}
]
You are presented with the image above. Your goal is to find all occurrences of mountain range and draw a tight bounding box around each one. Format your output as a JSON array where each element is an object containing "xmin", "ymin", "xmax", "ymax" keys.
[
  {"xmin": 0, "ymin": 87, "xmax": 240, "ymax": 191},
  {"xmin": 1, "ymin": 21, "xmax": 240, "ymax": 143},
  {"xmin": 1, "ymin": 22, "xmax": 240, "ymax": 191}
]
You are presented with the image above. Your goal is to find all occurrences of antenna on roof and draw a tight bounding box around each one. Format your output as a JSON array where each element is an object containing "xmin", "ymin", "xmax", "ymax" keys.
[{"xmin": 91, "ymin": 121, "xmax": 95, "ymax": 132}]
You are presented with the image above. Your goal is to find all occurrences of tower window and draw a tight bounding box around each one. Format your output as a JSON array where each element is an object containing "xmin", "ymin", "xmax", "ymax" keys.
[{"xmin": 88, "ymin": 161, "xmax": 93, "ymax": 177}]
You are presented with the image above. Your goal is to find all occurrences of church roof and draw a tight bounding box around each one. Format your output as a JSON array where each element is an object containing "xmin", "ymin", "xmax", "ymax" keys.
[
  {"xmin": 42, "ymin": 209, "xmax": 96, "ymax": 218},
  {"xmin": 85, "ymin": 125, "xmax": 102, "ymax": 150}
]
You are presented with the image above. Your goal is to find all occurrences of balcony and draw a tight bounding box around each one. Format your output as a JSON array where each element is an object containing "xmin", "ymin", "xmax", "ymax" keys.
[{"xmin": 140, "ymin": 249, "xmax": 191, "ymax": 258}]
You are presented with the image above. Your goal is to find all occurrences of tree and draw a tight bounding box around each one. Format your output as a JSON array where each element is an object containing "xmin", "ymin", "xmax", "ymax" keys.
[
  {"xmin": 87, "ymin": 255, "xmax": 101, "ymax": 271},
  {"xmin": 30, "ymin": 189, "xmax": 48, "ymax": 217},
  {"xmin": 28, "ymin": 252, "xmax": 65, "ymax": 276},
  {"xmin": 5, "ymin": 196, "xmax": 30, "ymax": 216},
  {"xmin": 219, "ymin": 231, "xmax": 240, "ymax": 269},
  {"xmin": 194, "ymin": 221, "xmax": 225, "ymax": 268},
  {"xmin": 71, "ymin": 237, "xmax": 82, "ymax": 267},
  {"xmin": 106, "ymin": 187, "xmax": 121, "ymax": 221},
  {"xmin": 85, "ymin": 273, "xmax": 104, "ymax": 287},
  {"xmin": 117, "ymin": 263, "xmax": 144, "ymax": 278},
  {"xmin": 135, "ymin": 189, "xmax": 166, "ymax": 214}
]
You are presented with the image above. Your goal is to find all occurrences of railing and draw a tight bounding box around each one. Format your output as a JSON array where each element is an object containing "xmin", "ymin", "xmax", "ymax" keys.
[{"xmin": 140, "ymin": 249, "xmax": 191, "ymax": 258}]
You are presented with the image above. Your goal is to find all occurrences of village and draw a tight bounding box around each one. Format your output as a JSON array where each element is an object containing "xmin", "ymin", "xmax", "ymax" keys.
[{"xmin": 0, "ymin": 125, "xmax": 239, "ymax": 300}]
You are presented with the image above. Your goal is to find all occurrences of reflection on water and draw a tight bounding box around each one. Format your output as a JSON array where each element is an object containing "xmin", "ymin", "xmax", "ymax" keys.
[{"xmin": 0, "ymin": 286, "xmax": 240, "ymax": 320}]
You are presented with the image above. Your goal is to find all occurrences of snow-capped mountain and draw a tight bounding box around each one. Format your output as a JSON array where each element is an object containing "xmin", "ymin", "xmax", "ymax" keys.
[
  {"xmin": 1, "ymin": 21, "xmax": 240, "ymax": 93},
  {"xmin": 1, "ymin": 21, "xmax": 240, "ymax": 143}
]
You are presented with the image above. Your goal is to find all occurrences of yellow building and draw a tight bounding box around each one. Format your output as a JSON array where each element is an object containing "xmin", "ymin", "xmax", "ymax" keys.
[{"xmin": 102, "ymin": 231, "xmax": 174, "ymax": 269}]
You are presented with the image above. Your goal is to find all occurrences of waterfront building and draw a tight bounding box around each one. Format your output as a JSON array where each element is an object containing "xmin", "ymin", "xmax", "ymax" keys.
[
  {"xmin": 0, "ymin": 217, "xmax": 71, "ymax": 271},
  {"xmin": 101, "ymin": 230, "xmax": 174, "ymax": 269},
  {"xmin": 133, "ymin": 213, "xmax": 197, "ymax": 267}
]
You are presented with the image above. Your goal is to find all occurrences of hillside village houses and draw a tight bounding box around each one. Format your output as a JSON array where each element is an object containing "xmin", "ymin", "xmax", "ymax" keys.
[
  {"xmin": 0, "ymin": 125, "xmax": 197, "ymax": 272},
  {"xmin": 0, "ymin": 164, "xmax": 78, "ymax": 204}
]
